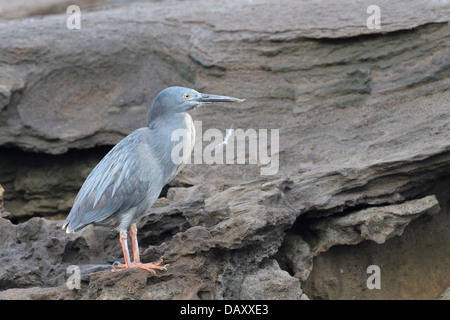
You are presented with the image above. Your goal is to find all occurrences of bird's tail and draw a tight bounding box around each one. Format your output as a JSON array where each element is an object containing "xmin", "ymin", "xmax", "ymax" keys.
[{"xmin": 62, "ymin": 220, "xmax": 74, "ymax": 233}]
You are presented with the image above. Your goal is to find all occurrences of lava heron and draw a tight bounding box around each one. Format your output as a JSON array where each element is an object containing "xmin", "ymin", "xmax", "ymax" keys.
[{"xmin": 63, "ymin": 86, "xmax": 244, "ymax": 272}]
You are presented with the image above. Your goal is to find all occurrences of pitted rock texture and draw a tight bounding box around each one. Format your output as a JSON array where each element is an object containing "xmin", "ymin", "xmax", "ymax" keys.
[{"xmin": 0, "ymin": 0, "xmax": 449, "ymax": 299}]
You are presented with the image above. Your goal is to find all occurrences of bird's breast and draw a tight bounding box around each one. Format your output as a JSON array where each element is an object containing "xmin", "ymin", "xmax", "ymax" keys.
[
  {"xmin": 181, "ymin": 113, "xmax": 196, "ymax": 163},
  {"xmin": 159, "ymin": 113, "xmax": 196, "ymax": 184}
]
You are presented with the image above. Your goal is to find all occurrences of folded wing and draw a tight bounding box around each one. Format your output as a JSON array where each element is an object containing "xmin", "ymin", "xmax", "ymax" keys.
[{"xmin": 63, "ymin": 129, "xmax": 155, "ymax": 232}]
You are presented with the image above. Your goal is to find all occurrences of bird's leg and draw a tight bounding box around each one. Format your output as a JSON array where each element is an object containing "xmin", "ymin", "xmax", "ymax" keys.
[
  {"xmin": 112, "ymin": 230, "xmax": 131, "ymax": 271},
  {"xmin": 131, "ymin": 224, "xmax": 167, "ymax": 273},
  {"xmin": 112, "ymin": 226, "xmax": 167, "ymax": 274},
  {"xmin": 119, "ymin": 229, "xmax": 131, "ymax": 267},
  {"xmin": 130, "ymin": 222, "xmax": 140, "ymax": 264}
]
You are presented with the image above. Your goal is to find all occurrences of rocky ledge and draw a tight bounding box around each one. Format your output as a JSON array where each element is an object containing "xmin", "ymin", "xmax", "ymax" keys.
[{"xmin": 0, "ymin": 0, "xmax": 449, "ymax": 299}]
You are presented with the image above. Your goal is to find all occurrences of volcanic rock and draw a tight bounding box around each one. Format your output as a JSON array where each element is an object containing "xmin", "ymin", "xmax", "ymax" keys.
[{"xmin": 0, "ymin": 0, "xmax": 449, "ymax": 300}]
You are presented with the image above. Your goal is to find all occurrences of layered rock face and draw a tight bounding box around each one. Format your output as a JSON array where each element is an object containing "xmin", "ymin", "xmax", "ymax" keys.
[{"xmin": 0, "ymin": 0, "xmax": 449, "ymax": 299}]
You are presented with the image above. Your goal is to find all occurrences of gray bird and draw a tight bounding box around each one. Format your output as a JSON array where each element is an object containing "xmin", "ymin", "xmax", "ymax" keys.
[{"xmin": 63, "ymin": 86, "xmax": 244, "ymax": 272}]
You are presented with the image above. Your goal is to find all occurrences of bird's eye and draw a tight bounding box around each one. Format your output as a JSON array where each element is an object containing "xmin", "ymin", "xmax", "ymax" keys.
[{"xmin": 184, "ymin": 94, "xmax": 190, "ymax": 99}]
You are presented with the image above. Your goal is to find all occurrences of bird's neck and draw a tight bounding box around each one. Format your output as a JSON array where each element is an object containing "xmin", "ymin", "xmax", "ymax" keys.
[
  {"xmin": 147, "ymin": 113, "xmax": 196, "ymax": 183},
  {"xmin": 167, "ymin": 113, "xmax": 195, "ymax": 156},
  {"xmin": 147, "ymin": 113, "xmax": 190, "ymax": 131}
]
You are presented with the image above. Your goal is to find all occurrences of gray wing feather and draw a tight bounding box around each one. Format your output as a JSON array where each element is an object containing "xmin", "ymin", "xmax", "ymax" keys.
[{"xmin": 64, "ymin": 129, "xmax": 154, "ymax": 232}]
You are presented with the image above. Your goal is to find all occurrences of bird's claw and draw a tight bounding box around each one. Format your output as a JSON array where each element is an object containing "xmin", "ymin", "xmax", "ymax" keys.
[{"xmin": 111, "ymin": 257, "xmax": 168, "ymax": 274}]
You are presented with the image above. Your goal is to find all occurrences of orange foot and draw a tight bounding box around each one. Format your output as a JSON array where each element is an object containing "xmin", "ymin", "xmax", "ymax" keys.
[{"xmin": 111, "ymin": 258, "xmax": 168, "ymax": 274}]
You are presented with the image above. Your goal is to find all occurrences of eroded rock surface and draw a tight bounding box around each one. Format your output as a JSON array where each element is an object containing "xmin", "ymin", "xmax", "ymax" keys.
[
  {"xmin": 308, "ymin": 195, "xmax": 441, "ymax": 255},
  {"xmin": 0, "ymin": 0, "xmax": 449, "ymax": 299}
]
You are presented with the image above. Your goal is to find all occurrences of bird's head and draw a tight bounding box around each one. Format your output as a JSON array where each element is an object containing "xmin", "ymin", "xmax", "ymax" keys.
[{"xmin": 148, "ymin": 86, "xmax": 244, "ymax": 125}]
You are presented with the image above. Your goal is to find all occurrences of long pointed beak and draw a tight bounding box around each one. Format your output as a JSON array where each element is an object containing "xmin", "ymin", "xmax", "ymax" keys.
[{"xmin": 195, "ymin": 93, "xmax": 245, "ymax": 104}]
